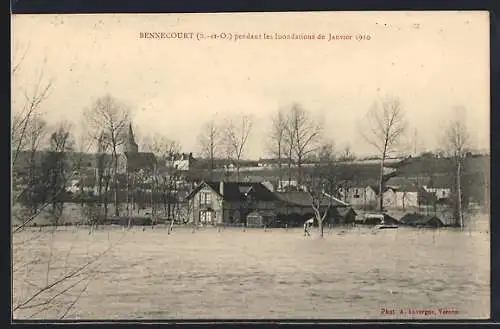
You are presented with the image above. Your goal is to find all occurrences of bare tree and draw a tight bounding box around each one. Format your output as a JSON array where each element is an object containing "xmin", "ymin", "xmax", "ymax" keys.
[
  {"xmin": 268, "ymin": 108, "xmax": 288, "ymax": 186},
  {"xmin": 283, "ymin": 115, "xmax": 296, "ymax": 191},
  {"xmin": 198, "ymin": 120, "xmax": 220, "ymax": 179},
  {"xmin": 72, "ymin": 118, "xmax": 95, "ymax": 222},
  {"xmin": 11, "ymin": 47, "xmax": 119, "ymax": 320},
  {"xmin": 12, "ymin": 54, "xmax": 53, "ymax": 167},
  {"xmin": 444, "ymin": 107, "xmax": 470, "ymax": 229},
  {"xmin": 84, "ymin": 95, "xmax": 130, "ymax": 217},
  {"xmin": 303, "ymin": 141, "xmax": 347, "ymax": 238},
  {"xmin": 361, "ymin": 96, "xmax": 407, "ymax": 212},
  {"xmin": 148, "ymin": 134, "xmax": 181, "ymax": 221},
  {"xmin": 287, "ymin": 104, "xmax": 323, "ymax": 186},
  {"xmin": 23, "ymin": 115, "xmax": 48, "ymax": 215},
  {"xmin": 41, "ymin": 122, "xmax": 75, "ymax": 221},
  {"xmin": 338, "ymin": 144, "xmax": 356, "ymax": 162},
  {"xmin": 223, "ymin": 114, "xmax": 253, "ymax": 181},
  {"xmin": 10, "ymin": 45, "xmax": 54, "ymax": 229}
]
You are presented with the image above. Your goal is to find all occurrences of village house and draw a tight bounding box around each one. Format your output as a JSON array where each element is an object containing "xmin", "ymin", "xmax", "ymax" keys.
[
  {"xmin": 166, "ymin": 152, "xmax": 195, "ymax": 171},
  {"xmin": 340, "ymin": 185, "xmax": 380, "ymax": 207},
  {"xmin": 276, "ymin": 179, "xmax": 308, "ymax": 192},
  {"xmin": 422, "ymin": 185, "xmax": 451, "ymax": 200},
  {"xmin": 185, "ymin": 180, "xmax": 351, "ymax": 227},
  {"xmin": 185, "ymin": 181, "xmax": 278, "ymax": 226},
  {"xmin": 384, "ymin": 177, "xmax": 438, "ymax": 210},
  {"xmin": 340, "ymin": 175, "xmax": 441, "ymax": 211},
  {"xmin": 274, "ymin": 191, "xmax": 351, "ymax": 225}
]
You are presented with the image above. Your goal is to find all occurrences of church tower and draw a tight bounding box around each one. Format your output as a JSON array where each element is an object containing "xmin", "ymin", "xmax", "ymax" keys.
[{"xmin": 126, "ymin": 123, "xmax": 139, "ymax": 153}]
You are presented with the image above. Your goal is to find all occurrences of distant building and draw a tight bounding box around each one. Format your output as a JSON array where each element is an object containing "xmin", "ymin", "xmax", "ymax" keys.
[
  {"xmin": 117, "ymin": 124, "xmax": 157, "ymax": 175},
  {"xmin": 341, "ymin": 185, "xmax": 380, "ymax": 206},
  {"xmin": 423, "ymin": 185, "xmax": 451, "ymax": 200},
  {"xmin": 274, "ymin": 190, "xmax": 348, "ymax": 221},
  {"xmin": 276, "ymin": 180, "xmax": 307, "ymax": 192},
  {"xmin": 257, "ymin": 158, "xmax": 290, "ymax": 168},
  {"xmin": 166, "ymin": 153, "xmax": 194, "ymax": 171}
]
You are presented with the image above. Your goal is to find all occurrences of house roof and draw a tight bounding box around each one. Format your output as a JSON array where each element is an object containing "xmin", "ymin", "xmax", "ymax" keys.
[
  {"xmin": 185, "ymin": 181, "xmax": 278, "ymax": 202},
  {"xmin": 274, "ymin": 191, "xmax": 348, "ymax": 208},
  {"xmin": 400, "ymin": 213, "xmax": 444, "ymax": 227},
  {"xmin": 124, "ymin": 152, "xmax": 157, "ymax": 172},
  {"xmin": 258, "ymin": 158, "xmax": 290, "ymax": 164}
]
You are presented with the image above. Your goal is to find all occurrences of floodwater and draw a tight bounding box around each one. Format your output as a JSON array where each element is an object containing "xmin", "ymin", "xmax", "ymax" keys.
[{"xmin": 13, "ymin": 215, "xmax": 490, "ymax": 320}]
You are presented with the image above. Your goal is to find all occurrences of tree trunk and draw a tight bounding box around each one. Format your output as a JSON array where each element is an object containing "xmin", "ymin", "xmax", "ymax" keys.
[
  {"xmin": 297, "ymin": 155, "xmax": 302, "ymax": 188},
  {"xmin": 457, "ymin": 158, "xmax": 463, "ymax": 230},
  {"xmin": 103, "ymin": 182, "xmax": 109, "ymax": 221},
  {"xmin": 378, "ymin": 155, "xmax": 385, "ymax": 212},
  {"xmin": 28, "ymin": 151, "xmax": 36, "ymax": 215},
  {"xmin": 126, "ymin": 172, "xmax": 130, "ymax": 217},
  {"xmin": 210, "ymin": 155, "xmax": 214, "ymax": 180},
  {"xmin": 113, "ymin": 154, "xmax": 120, "ymax": 217},
  {"xmin": 319, "ymin": 218, "xmax": 324, "ymax": 238},
  {"xmin": 151, "ymin": 182, "xmax": 154, "ymax": 218}
]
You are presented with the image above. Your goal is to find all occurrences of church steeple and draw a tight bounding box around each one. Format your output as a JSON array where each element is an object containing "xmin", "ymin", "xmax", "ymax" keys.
[{"xmin": 126, "ymin": 123, "xmax": 139, "ymax": 153}]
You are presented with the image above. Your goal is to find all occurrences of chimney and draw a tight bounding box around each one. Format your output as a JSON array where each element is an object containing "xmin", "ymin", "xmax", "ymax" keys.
[{"xmin": 219, "ymin": 181, "xmax": 224, "ymax": 196}]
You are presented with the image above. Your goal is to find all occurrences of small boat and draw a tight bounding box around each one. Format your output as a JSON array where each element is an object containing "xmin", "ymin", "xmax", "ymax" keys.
[{"xmin": 375, "ymin": 224, "xmax": 399, "ymax": 230}]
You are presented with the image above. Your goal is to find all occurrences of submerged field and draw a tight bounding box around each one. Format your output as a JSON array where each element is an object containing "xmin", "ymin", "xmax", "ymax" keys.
[{"xmin": 13, "ymin": 214, "xmax": 490, "ymax": 320}]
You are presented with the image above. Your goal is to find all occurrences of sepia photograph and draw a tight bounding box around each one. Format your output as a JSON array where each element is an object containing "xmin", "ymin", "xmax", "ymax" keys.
[{"xmin": 11, "ymin": 11, "xmax": 490, "ymax": 320}]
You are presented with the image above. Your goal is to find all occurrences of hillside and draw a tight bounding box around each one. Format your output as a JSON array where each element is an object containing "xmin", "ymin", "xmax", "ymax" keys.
[{"xmin": 184, "ymin": 155, "xmax": 490, "ymax": 205}]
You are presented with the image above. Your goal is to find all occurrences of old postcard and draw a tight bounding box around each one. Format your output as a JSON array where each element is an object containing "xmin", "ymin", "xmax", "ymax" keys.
[{"xmin": 11, "ymin": 11, "xmax": 490, "ymax": 321}]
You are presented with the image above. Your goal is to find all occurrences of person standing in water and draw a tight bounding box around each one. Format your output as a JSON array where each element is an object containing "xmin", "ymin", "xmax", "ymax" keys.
[{"xmin": 304, "ymin": 221, "xmax": 311, "ymax": 237}]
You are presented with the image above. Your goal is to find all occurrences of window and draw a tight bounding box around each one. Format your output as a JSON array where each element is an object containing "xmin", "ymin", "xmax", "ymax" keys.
[
  {"xmin": 200, "ymin": 191, "xmax": 212, "ymax": 204},
  {"xmin": 354, "ymin": 188, "xmax": 360, "ymax": 198},
  {"xmin": 200, "ymin": 211, "xmax": 213, "ymax": 224}
]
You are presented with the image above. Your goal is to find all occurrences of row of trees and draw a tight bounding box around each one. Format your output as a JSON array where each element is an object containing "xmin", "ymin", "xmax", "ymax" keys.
[
  {"xmin": 197, "ymin": 113, "xmax": 253, "ymax": 181},
  {"xmin": 12, "ymin": 94, "xmax": 475, "ymax": 234},
  {"xmin": 79, "ymin": 95, "xmax": 191, "ymax": 224},
  {"xmin": 12, "ymin": 49, "xmax": 475, "ymax": 234},
  {"xmin": 195, "ymin": 97, "xmax": 475, "ymax": 233},
  {"xmin": 12, "ymin": 91, "xmax": 191, "ymax": 226},
  {"xmin": 197, "ymin": 104, "xmax": 356, "ymax": 185}
]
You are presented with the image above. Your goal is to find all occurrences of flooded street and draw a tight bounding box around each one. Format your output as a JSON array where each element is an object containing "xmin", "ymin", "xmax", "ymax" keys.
[{"xmin": 13, "ymin": 219, "xmax": 490, "ymax": 320}]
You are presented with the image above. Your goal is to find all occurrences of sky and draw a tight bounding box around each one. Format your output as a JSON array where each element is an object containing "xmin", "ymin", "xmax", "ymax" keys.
[{"xmin": 11, "ymin": 11, "xmax": 490, "ymax": 159}]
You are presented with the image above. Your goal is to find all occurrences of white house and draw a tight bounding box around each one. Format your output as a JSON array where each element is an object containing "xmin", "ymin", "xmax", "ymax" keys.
[
  {"xmin": 166, "ymin": 153, "xmax": 194, "ymax": 171},
  {"xmin": 341, "ymin": 185, "xmax": 379, "ymax": 206},
  {"xmin": 341, "ymin": 185, "xmax": 413, "ymax": 209},
  {"xmin": 423, "ymin": 185, "xmax": 451, "ymax": 200},
  {"xmin": 386, "ymin": 184, "xmax": 437, "ymax": 210}
]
